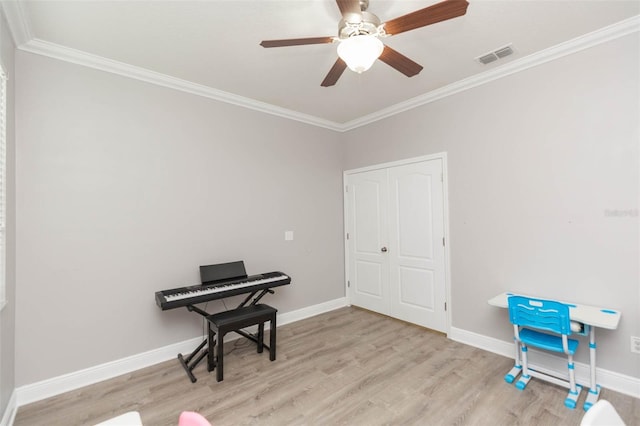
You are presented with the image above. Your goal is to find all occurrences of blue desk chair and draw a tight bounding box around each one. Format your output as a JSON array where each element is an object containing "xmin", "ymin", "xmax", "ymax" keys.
[{"xmin": 507, "ymin": 296, "xmax": 581, "ymax": 409}]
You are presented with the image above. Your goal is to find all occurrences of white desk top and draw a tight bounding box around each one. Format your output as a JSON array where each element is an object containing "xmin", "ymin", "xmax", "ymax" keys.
[{"xmin": 488, "ymin": 292, "xmax": 621, "ymax": 330}]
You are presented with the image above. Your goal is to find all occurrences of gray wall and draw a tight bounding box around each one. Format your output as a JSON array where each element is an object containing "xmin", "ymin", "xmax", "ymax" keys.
[
  {"xmin": 15, "ymin": 52, "xmax": 345, "ymax": 386},
  {"xmin": 343, "ymin": 34, "xmax": 639, "ymax": 377},
  {"xmin": 0, "ymin": 7, "xmax": 16, "ymax": 417}
]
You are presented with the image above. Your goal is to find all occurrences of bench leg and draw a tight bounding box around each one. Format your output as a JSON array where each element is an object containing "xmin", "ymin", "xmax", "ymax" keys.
[
  {"xmin": 269, "ymin": 314, "xmax": 276, "ymax": 361},
  {"xmin": 216, "ymin": 331, "xmax": 224, "ymax": 382},
  {"xmin": 257, "ymin": 322, "xmax": 264, "ymax": 354},
  {"xmin": 207, "ymin": 326, "xmax": 216, "ymax": 372}
]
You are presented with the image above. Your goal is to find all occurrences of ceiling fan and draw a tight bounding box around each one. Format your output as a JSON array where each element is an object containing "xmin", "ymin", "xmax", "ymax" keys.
[{"xmin": 260, "ymin": 0, "xmax": 469, "ymax": 87}]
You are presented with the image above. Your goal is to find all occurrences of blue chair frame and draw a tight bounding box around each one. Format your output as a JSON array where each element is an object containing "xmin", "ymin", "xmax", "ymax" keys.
[{"xmin": 507, "ymin": 296, "xmax": 582, "ymax": 409}]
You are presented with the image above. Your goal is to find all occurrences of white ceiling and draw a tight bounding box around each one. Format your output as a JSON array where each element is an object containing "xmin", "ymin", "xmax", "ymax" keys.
[{"xmin": 5, "ymin": 1, "xmax": 640, "ymax": 129}]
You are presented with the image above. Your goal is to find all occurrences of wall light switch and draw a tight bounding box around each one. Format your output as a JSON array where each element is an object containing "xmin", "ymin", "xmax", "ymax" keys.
[{"xmin": 285, "ymin": 231, "xmax": 294, "ymax": 241}]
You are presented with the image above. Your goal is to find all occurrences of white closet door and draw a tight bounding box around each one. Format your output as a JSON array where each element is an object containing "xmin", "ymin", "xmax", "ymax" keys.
[
  {"xmin": 388, "ymin": 159, "xmax": 446, "ymax": 332},
  {"xmin": 345, "ymin": 156, "xmax": 448, "ymax": 333},
  {"xmin": 346, "ymin": 169, "xmax": 390, "ymax": 314}
]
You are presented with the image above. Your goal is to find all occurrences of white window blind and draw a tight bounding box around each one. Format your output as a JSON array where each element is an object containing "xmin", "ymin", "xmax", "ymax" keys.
[{"xmin": 0, "ymin": 66, "xmax": 6, "ymax": 310}]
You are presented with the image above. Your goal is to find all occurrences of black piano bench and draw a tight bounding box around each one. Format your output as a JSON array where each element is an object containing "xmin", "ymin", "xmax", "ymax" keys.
[{"xmin": 206, "ymin": 304, "xmax": 277, "ymax": 382}]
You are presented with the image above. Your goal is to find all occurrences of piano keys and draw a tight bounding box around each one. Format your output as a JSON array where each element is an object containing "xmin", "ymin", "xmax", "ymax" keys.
[{"xmin": 155, "ymin": 271, "xmax": 291, "ymax": 311}]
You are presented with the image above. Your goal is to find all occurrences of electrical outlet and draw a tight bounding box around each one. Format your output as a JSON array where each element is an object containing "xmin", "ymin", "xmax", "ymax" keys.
[{"xmin": 631, "ymin": 336, "xmax": 640, "ymax": 354}]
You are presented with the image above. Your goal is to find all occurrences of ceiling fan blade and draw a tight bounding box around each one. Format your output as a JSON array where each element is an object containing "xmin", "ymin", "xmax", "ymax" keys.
[
  {"xmin": 378, "ymin": 45, "xmax": 423, "ymax": 77},
  {"xmin": 321, "ymin": 58, "xmax": 348, "ymax": 87},
  {"xmin": 383, "ymin": 0, "xmax": 469, "ymax": 36},
  {"xmin": 260, "ymin": 37, "xmax": 335, "ymax": 48},
  {"xmin": 336, "ymin": 0, "xmax": 362, "ymax": 18}
]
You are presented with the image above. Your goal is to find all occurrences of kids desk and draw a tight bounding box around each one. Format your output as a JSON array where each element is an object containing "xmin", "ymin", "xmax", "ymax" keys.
[{"xmin": 488, "ymin": 292, "xmax": 621, "ymax": 411}]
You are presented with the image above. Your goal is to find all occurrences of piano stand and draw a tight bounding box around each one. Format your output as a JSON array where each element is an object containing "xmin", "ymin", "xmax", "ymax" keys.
[
  {"xmin": 177, "ymin": 339, "xmax": 207, "ymax": 383},
  {"xmin": 175, "ymin": 288, "xmax": 275, "ymax": 383}
]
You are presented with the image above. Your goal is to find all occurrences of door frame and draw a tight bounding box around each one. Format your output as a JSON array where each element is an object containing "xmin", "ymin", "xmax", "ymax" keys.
[{"xmin": 343, "ymin": 152, "xmax": 452, "ymax": 335}]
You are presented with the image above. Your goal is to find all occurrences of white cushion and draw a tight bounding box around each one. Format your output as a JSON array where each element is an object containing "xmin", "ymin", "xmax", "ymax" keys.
[{"xmin": 580, "ymin": 400, "xmax": 625, "ymax": 426}]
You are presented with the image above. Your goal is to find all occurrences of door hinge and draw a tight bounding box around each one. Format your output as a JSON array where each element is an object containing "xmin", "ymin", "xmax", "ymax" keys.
[
  {"xmin": 444, "ymin": 302, "xmax": 447, "ymax": 311},
  {"xmin": 442, "ymin": 237, "xmax": 445, "ymax": 246},
  {"xmin": 345, "ymin": 185, "xmax": 348, "ymax": 193},
  {"xmin": 347, "ymin": 280, "xmax": 351, "ymax": 288},
  {"xmin": 346, "ymin": 232, "xmax": 350, "ymax": 240}
]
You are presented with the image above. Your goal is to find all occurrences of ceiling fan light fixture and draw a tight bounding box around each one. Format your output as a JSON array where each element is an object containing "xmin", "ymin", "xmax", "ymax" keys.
[{"xmin": 337, "ymin": 35, "xmax": 383, "ymax": 73}]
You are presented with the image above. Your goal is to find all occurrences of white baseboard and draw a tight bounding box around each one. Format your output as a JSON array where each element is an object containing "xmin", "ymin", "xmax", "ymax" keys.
[
  {"xmin": 15, "ymin": 335, "xmax": 205, "ymax": 408},
  {"xmin": 449, "ymin": 326, "xmax": 640, "ymax": 399},
  {"xmin": 14, "ymin": 297, "xmax": 349, "ymax": 409},
  {"xmin": 1, "ymin": 390, "xmax": 17, "ymax": 426},
  {"xmin": 278, "ymin": 297, "xmax": 348, "ymax": 326}
]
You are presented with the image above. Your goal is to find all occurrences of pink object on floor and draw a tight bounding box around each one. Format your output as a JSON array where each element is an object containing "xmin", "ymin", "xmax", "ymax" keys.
[{"xmin": 178, "ymin": 411, "xmax": 212, "ymax": 426}]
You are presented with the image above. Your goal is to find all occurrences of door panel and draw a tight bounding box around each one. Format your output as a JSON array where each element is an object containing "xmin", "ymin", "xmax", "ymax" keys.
[
  {"xmin": 354, "ymin": 260, "xmax": 383, "ymax": 296},
  {"xmin": 397, "ymin": 172, "xmax": 434, "ymax": 260},
  {"xmin": 347, "ymin": 169, "xmax": 389, "ymax": 314},
  {"xmin": 353, "ymin": 180, "xmax": 383, "ymax": 254},
  {"xmin": 398, "ymin": 266, "xmax": 434, "ymax": 309},
  {"xmin": 388, "ymin": 160, "xmax": 446, "ymax": 332}
]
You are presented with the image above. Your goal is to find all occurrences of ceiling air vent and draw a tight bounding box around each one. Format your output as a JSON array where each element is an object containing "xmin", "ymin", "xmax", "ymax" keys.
[
  {"xmin": 476, "ymin": 44, "xmax": 514, "ymax": 65},
  {"xmin": 495, "ymin": 45, "xmax": 514, "ymax": 58},
  {"xmin": 477, "ymin": 53, "xmax": 498, "ymax": 65}
]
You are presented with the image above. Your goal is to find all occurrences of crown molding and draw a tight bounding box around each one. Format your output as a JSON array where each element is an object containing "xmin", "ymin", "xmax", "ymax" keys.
[
  {"xmin": 18, "ymin": 38, "xmax": 344, "ymax": 132},
  {"xmin": 341, "ymin": 14, "xmax": 640, "ymax": 131},
  {"xmin": 0, "ymin": 0, "xmax": 32, "ymax": 46},
  {"xmin": 10, "ymin": 11, "xmax": 640, "ymax": 133}
]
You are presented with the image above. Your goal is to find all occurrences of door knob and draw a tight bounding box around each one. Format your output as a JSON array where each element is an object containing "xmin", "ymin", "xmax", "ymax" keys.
[{"xmin": 381, "ymin": 247, "xmax": 388, "ymax": 252}]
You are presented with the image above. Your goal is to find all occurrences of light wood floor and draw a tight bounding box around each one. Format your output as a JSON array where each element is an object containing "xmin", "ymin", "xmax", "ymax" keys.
[{"xmin": 15, "ymin": 307, "xmax": 640, "ymax": 425}]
